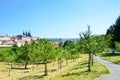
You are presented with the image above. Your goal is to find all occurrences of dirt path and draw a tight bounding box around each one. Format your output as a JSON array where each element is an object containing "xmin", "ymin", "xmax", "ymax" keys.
[{"xmin": 94, "ymin": 55, "xmax": 120, "ymax": 80}]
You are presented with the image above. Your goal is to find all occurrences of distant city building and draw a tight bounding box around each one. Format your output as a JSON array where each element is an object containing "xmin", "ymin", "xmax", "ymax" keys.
[
  {"xmin": 0, "ymin": 34, "xmax": 13, "ymax": 45},
  {"xmin": 0, "ymin": 31, "xmax": 34, "ymax": 47}
]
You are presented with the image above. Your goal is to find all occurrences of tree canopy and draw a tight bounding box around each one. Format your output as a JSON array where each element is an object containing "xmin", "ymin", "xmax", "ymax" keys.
[{"xmin": 106, "ymin": 16, "xmax": 120, "ymax": 52}]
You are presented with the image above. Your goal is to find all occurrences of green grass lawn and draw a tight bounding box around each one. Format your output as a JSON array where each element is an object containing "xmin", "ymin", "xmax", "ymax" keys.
[
  {"xmin": 41, "ymin": 54, "xmax": 109, "ymax": 80},
  {"xmin": 0, "ymin": 54, "xmax": 109, "ymax": 80},
  {"xmin": 98, "ymin": 53, "xmax": 120, "ymax": 64}
]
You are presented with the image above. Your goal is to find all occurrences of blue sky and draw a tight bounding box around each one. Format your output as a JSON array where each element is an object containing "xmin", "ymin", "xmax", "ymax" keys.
[{"xmin": 0, "ymin": 0, "xmax": 120, "ymax": 38}]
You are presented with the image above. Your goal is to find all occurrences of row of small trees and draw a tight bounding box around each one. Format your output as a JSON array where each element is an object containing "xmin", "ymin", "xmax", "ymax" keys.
[
  {"xmin": 0, "ymin": 39, "xmax": 79, "ymax": 76},
  {"xmin": 0, "ymin": 27, "xmax": 108, "ymax": 76}
]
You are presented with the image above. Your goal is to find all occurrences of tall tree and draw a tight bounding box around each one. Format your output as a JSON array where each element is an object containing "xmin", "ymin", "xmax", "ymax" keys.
[
  {"xmin": 113, "ymin": 16, "xmax": 120, "ymax": 42},
  {"xmin": 79, "ymin": 25, "xmax": 92, "ymax": 71},
  {"xmin": 106, "ymin": 16, "xmax": 120, "ymax": 53}
]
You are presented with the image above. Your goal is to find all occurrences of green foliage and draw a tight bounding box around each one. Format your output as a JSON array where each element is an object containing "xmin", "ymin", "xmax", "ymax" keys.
[
  {"xmin": 36, "ymin": 39, "xmax": 55, "ymax": 63},
  {"xmin": 63, "ymin": 49, "xmax": 71, "ymax": 60},
  {"xmin": 113, "ymin": 16, "xmax": 120, "ymax": 42},
  {"xmin": 78, "ymin": 26, "xmax": 92, "ymax": 54},
  {"xmin": 29, "ymin": 40, "xmax": 38, "ymax": 63},
  {"xmin": 8, "ymin": 46, "xmax": 20, "ymax": 62},
  {"xmin": 0, "ymin": 47, "xmax": 11, "ymax": 61},
  {"xmin": 78, "ymin": 34, "xmax": 107, "ymax": 54},
  {"xmin": 56, "ymin": 47, "xmax": 64, "ymax": 60},
  {"xmin": 15, "ymin": 42, "xmax": 31, "ymax": 69},
  {"xmin": 63, "ymin": 40, "xmax": 79, "ymax": 60},
  {"xmin": 63, "ymin": 40, "xmax": 74, "ymax": 49},
  {"xmin": 0, "ymin": 38, "xmax": 80, "ymax": 76},
  {"xmin": 106, "ymin": 16, "xmax": 120, "ymax": 51},
  {"xmin": 16, "ymin": 43, "xmax": 30, "ymax": 62},
  {"xmin": 35, "ymin": 39, "xmax": 56, "ymax": 75},
  {"xmin": 0, "ymin": 50, "xmax": 8, "ymax": 61},
  {"xmin": 78, "ymin": 26, "xmax": 92, "ymax": 71},
  {"xmin": 115, "ymin": 42, "xmax": 120, "ymax": 52},
  {"xmin": 92, "ymin": 35, "xmax": 107, "ymax": 53},
  {"xmin": 78, "ymin": 26, "xmax": 107, "ymax": 71}
]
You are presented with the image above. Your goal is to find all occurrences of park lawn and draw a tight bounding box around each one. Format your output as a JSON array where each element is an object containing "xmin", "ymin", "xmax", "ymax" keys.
[
  {"xmin": 0, "ymin": 54, "xmax": 109, "ymax": 80},
  {"xmin": 98, "ymin": 53, "xmax": 120, "ymax": 64},
  {"xmin": 41, "ymin": 54, "xmax": 109, "ymax": 80}
]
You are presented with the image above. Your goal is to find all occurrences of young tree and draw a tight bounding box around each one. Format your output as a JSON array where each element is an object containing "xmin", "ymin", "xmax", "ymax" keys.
[
  {"xmin": 36, "ymin": 39, "xmax": 55, "ymax": 76},
  {"xmin": 79, "ymin": 26, "xmax": 92, "ymax": 71},
  {"xmin": 7, "ymin": 45, "xmax": 20, "ymax": 76},
  {"xmin": 63, "ymin": 40, "xmax": 79, "ymax": 62},
  {"xmin": 16, "ymin": 42, "xmax": 31, "ymax": 69},
  {"xmin": 79, "ymin": 26, "xmax": 108, "ymax": 71},
  {"xmin": 56, "ymin": 47, "xmax": 64, "ymax": 70},
  {"xmin": 63, "ymin": 50, "xmax": 71, "ymax": 66},
  {"xmin": 29, "ymin": 40, "xmax": 37, "ymax": 70}
]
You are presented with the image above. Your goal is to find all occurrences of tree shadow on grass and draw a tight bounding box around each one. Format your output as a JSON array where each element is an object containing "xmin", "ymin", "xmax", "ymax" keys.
[
  {"xmin": 71, "ymin": 61, "xmax": 87, "ymax": 70},
  {"xmin": 50, "ymin": 69, "xmax": 57, "ymax": 72},
  {"xmin": 12, "ymin": 67, "xmax": 30, "ymax": 70},
  {"xmin": 64, "ymin": 60, "xmax": 90, "ymax": 77},
  {"xmin": 102, "ymin": 53, "xmax": 120, "ymax": 57},
  {"xmin": 62, "ymin": 70, "xmax": 89, "ymax": 77},
  {"xmin": 6, "ymin": 67, "xmax": 30, "ymax": 71},
  {"xmin": 62, "ymin": 70, "xmax": 97, "ymax": 78},
  {"xmin": 18, "ymin": 74, "xmax": 45, "ymax": 80}
]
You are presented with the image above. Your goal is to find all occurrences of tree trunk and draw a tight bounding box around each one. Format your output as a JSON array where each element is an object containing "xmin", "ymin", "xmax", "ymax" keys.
[
  {"xmin": 44, "ymin": 62, "xmax": 48, "ymax": 76},
  {"xmin": 53, "ymin": 61, "xmax": 55, "ymax": 67},
  {"xmin": 11, "ymin": 62, "xmax": 13, "ymax": 69},
  {"xmin": 58, "ymin": 60, "xmax": 60, "ymax": 69},
  {"xmin": 88, "ymin": 53, "xmax": 91, "ymax": 71},
  {"xmin": 37, "ymin": 62, "xmax": 39, "ymax": 67},
  {"xmin": 8, "ymin": 62, "xmax": 12, "ymax": 76},
  {"xmin": 91, "ymin": 54, "xmax": 94, "ymax": 65},
  {"xmin": 25, "ymin": 61, "xmax": 28, "ymax": 69},
  {"xmin": 73, "ymin": 59, "xmax": 74, "ymax": 62},
  {"xmin": 32, "ymin": 63, "xmax": 35, "ymax": 71},
  {"xmin": 66, "ymin": 59, "xmax": 68, "ymax": 66},
  {"xmin": 60, "ymin": 59, "xmax": 62, "ymax": 69}
]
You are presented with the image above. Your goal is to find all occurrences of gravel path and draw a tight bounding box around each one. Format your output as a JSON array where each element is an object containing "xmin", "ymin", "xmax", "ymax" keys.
[{"xmin": 94, "ymin": 55, "xmax": 120, "ymax": 80}]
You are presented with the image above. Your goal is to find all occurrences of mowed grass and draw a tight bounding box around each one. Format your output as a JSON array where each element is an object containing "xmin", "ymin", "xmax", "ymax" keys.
[
  {"xmin": 0, "ymin": 54, "xmax": 109, "ymax": 80},
  {"xmin": 42, "ymin": 55, "xmax": 109, "ymax": 80},
  {"xmin": 98, "ymin": 52, "xmax": 120, "ymax": 64}
]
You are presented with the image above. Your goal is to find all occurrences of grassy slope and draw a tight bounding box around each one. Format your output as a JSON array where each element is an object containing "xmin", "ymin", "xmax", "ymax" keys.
[
  {"xmin": 41, "ymin": 54, "xmax": 109, "ymax": 80},
  {"xmin": 0, "ymin": 54, "xmax": 109, "ymax": 80},
  {"xmin": 98, "ymin": 53, "xmax": 120, "ymax": 64}
]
